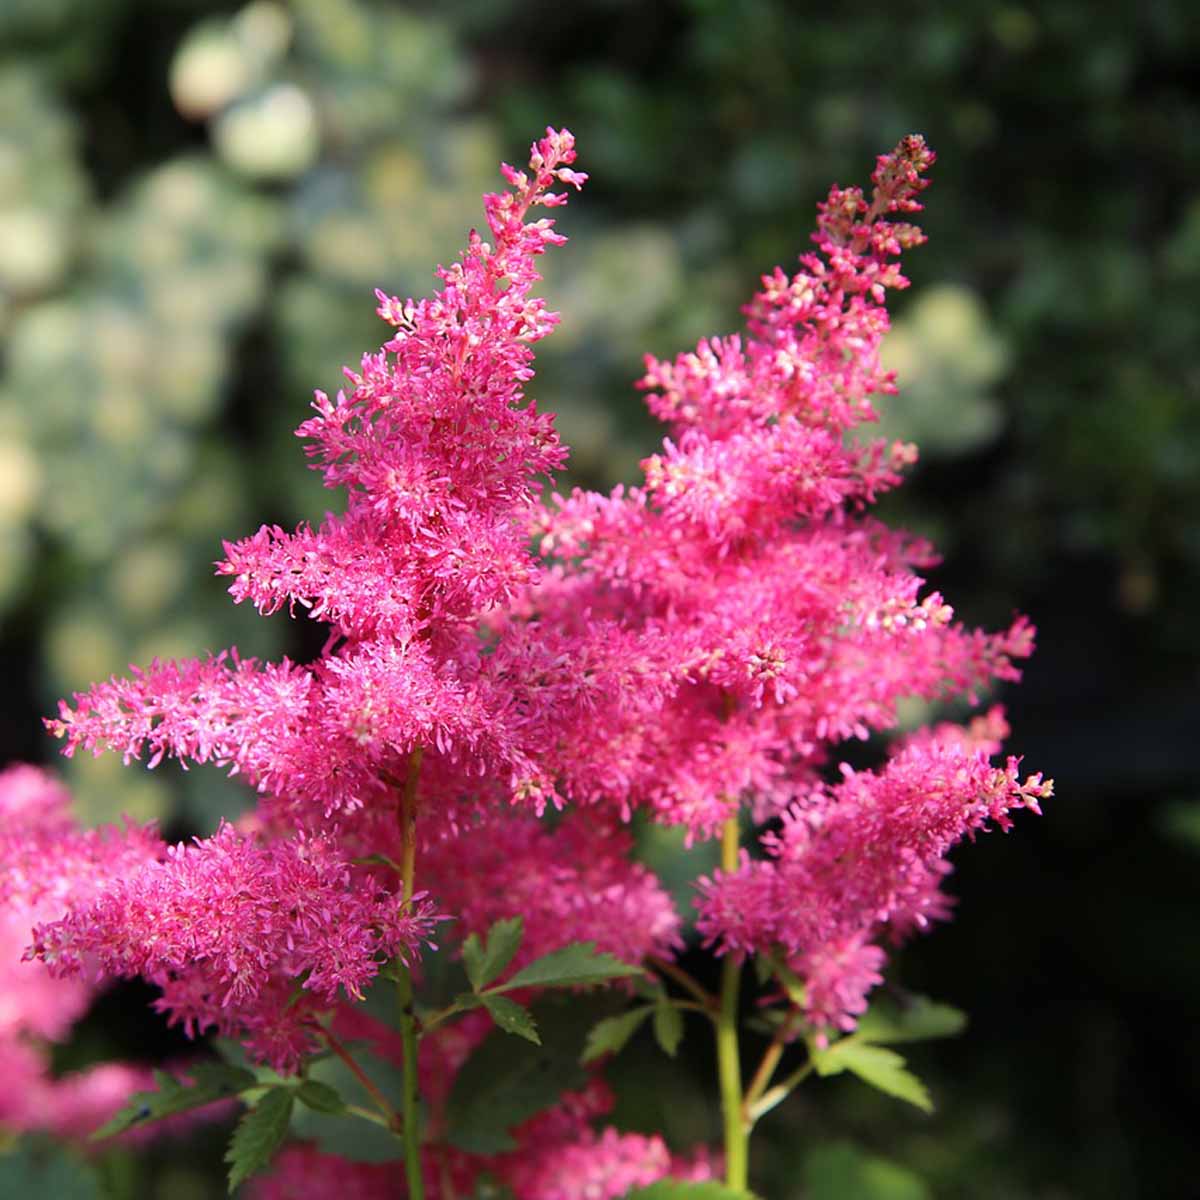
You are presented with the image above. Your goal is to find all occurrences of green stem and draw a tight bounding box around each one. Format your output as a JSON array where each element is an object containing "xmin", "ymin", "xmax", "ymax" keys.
[
  {"xmin": 396, "ymin": 748, "xmax": 426, "ymax": 1200},
  {"xmin": 320, "ymin": 1029, "xmax": 399, "ymax": 1128},
  {"xmin": 345, "ymin": 1103, "xmax": 393, "ymax": 1128},
  {"xmin": 397, "ymin": 965, "xmax": 424, "ymax": 1199},
  {"xmin": 746, "ymin": 1061, "xmax": 814, "ymax": 1124},
  {"xmin": 742, "ymin": 1011, "xmax": 802, "ymax": 1121},
  {"xmin": 399, "ymin": 748, "xmax": 423, "ymax": 907},
  {"xmin": 647, "ymin": 954, "xmax": 718, "ymax": 1012},
  {"xmin": 716, "ymin": 815, "xmax": 749, "ymax": 1190}
]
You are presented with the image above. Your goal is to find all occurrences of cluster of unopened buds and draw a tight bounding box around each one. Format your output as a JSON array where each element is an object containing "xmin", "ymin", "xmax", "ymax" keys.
[{"xmin": 0, "ymin": 127, "xmax": 1049, "ymax": 1198}]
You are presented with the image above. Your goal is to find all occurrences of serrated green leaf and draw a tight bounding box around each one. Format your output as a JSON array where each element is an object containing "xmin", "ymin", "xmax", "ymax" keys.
[
  {"xmin": 653, "ymin": 994, "xmax": 684, "ymax": 1057},
  {"xmin": 813, "ymin": 1041, "xmax": 933, "ymax": 1113},
  {"xmin": 225, "ymin": 1086, "xmax": 294, "ymax": 1192},
  {"xmin": 855, "ymin": 996, "xmax": 967, "ymax": 1045},
  {"xmin": 626, "ymin": 1182, "xmax": 759, "ymax": 1198},
  {"xmin": 581, "ymin": 1005, "xmax": 653, "ymax": 1064},
  {"xmin": 446, "ymin": 997, "xmax": 608, "ymax": 1153},
  {"xmin": 92, "ymin": 1062, "xmax": 257, "ymax": 1140},
  {"xmin": 488, "ymin": 941, "xmax": 641, "ymax": 994},
  {"xmin": 480, "ymin": 993, "xmax": 541, "ymax": 1043},
  {"xmin": 463, "ymin": 916, "xmax": 525, "ymax": 991},
  {"xmin": 295, "ymin": 1080, "xmax": 347, "ymax": 1114}
]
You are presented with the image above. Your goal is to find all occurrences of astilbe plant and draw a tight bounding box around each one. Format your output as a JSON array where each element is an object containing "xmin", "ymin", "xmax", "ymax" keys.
[{"xmin": 1, "ymin": 128, "xmax": 1052, "ymax": 1197}]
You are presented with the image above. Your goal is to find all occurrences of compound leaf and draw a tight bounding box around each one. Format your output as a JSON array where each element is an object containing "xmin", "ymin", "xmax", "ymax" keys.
[
  {"xmin": 225, "ymin": 1086, "xmax": 294, "ymax": 1192},
  {"xmin": 92, "ymin": 1062, "xmax": 256, "ymax": 1140},
  {"xmin": 463, "ymin": 916, "xmax": 524, "ymax": 992}
]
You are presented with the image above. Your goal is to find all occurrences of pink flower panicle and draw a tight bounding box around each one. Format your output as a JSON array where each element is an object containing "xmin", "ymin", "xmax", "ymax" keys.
[
  {"xmin": 31, "ymin": 821, "xmax": 438, "ymax": 1072},
  {"xmin": 0, "ymin": 1039, "xmax": 152, "ymax": 1141},
  {"xmin": 29, "ymin": 129, "xmax": 1051, "ymax": 1168},
  {"xmin": 218, "ymin": 128, "xmax": 585, "ymax": 641},
  {"xmin": 421, "ymin": 808, "xmax": 682, "ymax": 969},
  {"xmin": 0, "ymin": 766, "xmax": 172, "ymax": 1140},
  {"xmin": 640, "ymin": 134, "xmax": 933, "ymax": 439},
  {"xmin": 696, "ymin": 714, "xmax": 1053, "ymax": 1032},
  {"xmin": 524, "ymin": 135, "xmax": 1040, "ymax": 846},
  {"xmin": 499, "ymin": 1125, "xmax": 716, "ymax": 1200},
  {"xmin": 48, "ymin": 132, "xmax": 592, "ymax": 823}
]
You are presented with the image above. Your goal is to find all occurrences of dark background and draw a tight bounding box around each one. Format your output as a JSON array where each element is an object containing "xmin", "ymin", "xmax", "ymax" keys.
[{"xmin": 1, "ymin": 1, "xmax": 1198, "ymax": 1196}]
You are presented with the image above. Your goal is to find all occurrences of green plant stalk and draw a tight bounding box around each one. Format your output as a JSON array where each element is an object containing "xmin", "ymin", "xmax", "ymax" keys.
[
  {"xmin": 397, "ymin": 748, "xmax": 425, "ymax": 1200},
  {"xmin": 747, "ymin": 1061, "xmax": 814, "ymax": 1124},
  {"xmin": 399, "ymin": 749, "xmax": 423, "ymax": 908},
  {"xmin": 320, "ymin": 1029, "xmax": 398, "ymax": 1127},
  {"xmin": 716, "ymin": 814, "xmax": 749, "ymax": 1190},
  {"xmin": 397, "ymin": 964, "xmax": 424, "ymax": 1199}
]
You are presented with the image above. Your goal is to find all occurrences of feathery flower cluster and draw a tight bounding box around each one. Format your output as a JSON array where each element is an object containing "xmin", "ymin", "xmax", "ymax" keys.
[
  {"xmin": 14, "ymin": 128, "xmax": 1050, "ymax": 1192},
  {"xmin": 696, "ymin": 710, "xmax": 1052, "ymax": 1030},
  {"xmin": 515, "ymin": 137, "xmax": 1035, "ymax": 843},
  {"xmin": 49, "ymin": 129, "xmax": 588, "ymax": 823},
  {"xmin": 420, "ymin": 809, "xmax": 682, "ymax": 968},
  {"xmin": 31, "ymin": 821, "xmax": 438, "ymax": 1070},
  {"xmin": 0, "ymin": 765, "xmax": 157, "ymax": 1138}
]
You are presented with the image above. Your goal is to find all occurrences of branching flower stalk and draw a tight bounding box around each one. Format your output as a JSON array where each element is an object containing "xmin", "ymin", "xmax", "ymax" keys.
[{"xmin": 0, "ymin": 129, "xmax": 1053, "ymax": 1197}]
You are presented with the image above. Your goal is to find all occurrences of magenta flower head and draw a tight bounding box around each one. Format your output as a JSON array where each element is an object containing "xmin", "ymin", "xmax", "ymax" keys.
[
  {"xmin": 47, "ymin": 129, "xmax": 590, "ymax": 828},
  {"xmin": 27, "ymin": 128, "xmax": 1049, "ymax": 1196}
]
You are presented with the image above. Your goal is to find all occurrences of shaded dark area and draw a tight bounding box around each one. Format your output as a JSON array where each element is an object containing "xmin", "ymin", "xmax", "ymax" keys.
[{"xmin": 1, "ymin": 1, "xmax": 1198, "ymax": 1197}]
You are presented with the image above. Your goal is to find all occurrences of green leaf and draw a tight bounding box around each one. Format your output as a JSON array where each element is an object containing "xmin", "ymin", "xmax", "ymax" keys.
[
  {"xmin": 804, "ymin": 1142, "xmax": 932, "ymax": 1200},
  {"xmin": 446, "ymin": 997, "xmax": 607, "ymax": 1153},
  {"xmin": 92, "ymin": 1062, "xmax": 257, "ymax": 1140},
  {"xmin": 481, "ymin": 994, "xmax": 541, "ymax": 1043},
  {"xmin": 295, "ymin": 1080, "xmax": 347, "ymax": 1114},
  {"xmin": 856, "ymin": 995, "xmax": 967, "ymax": 1045},
  {"xmin": 225, "ymin": 1086, "xmax": 294, "ymax": 1193},
  {"xmin": 626, "ymin": 1182, "xmax": 759, "ymax": 1198},
  {"xmin": 652, "ymin": 993, "xmax": 684, "ymax": 1057},
  {"xmin": 813, "ymin": 1041, "xmax": 933, "ymax": 1113},
  {"xmin": 463, "ymin": 916, "xmax": 525, "ymax": 991},
  {"xmin": 581, "ymin": 1005, "xmax": 653, "ymax": 1064},
  {"xmin": 487, "ymin": 941, "xmax": 642, "ymax": 994}
]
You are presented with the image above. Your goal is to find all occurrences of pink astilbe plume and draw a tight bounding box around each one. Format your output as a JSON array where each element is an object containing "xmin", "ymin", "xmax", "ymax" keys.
[
  {"xmin": 421, "ymin": 808, "xmax": 682, "ymax": 968},
  {"xmin": 47, "ymin": 129, "xmax": 589, "ymax": 826},
  {"xmin": 0, "ymin": 766, "xmax": 162, "ymax": 1044},
  {"xmin": 30, "ymin": 129, "xmax": 1051, "ymax": 1190},
  {"xmin": 218, "ymin": 128, "xmax": 582, "ymax": 642},
  {"xmin": 0, "ymin": 766, "xmax": 161, "ymax": 1138},
  {"xmin": 497, "ymin": 1126, "xmax": 716, "ymax": 1200},
  {"xmin": 31, "ymin": 821, "xmax": 437, "ymax": 1071},
  {"xmin": 515, "ymin": 133, "xmax": 1050, "ymax": 1032},
  {"xmin": 521, "ymin": 134, "xmax": 1039, "ymax": 843},
  {"xmin": 696, "ymin": 714, "xmax": 1052, "ymax": 1032}
]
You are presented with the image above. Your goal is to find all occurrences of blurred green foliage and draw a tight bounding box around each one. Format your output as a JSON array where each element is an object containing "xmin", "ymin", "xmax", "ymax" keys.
[{"xmin": 2, "ymin": 1, "xmax": 1198, "ymax": 1197}]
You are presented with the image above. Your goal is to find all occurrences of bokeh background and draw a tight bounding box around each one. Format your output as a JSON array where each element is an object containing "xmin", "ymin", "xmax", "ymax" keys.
[{"xmin": 2, "ymin": 1, "xmax": 1198, "ymax": 1196}]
